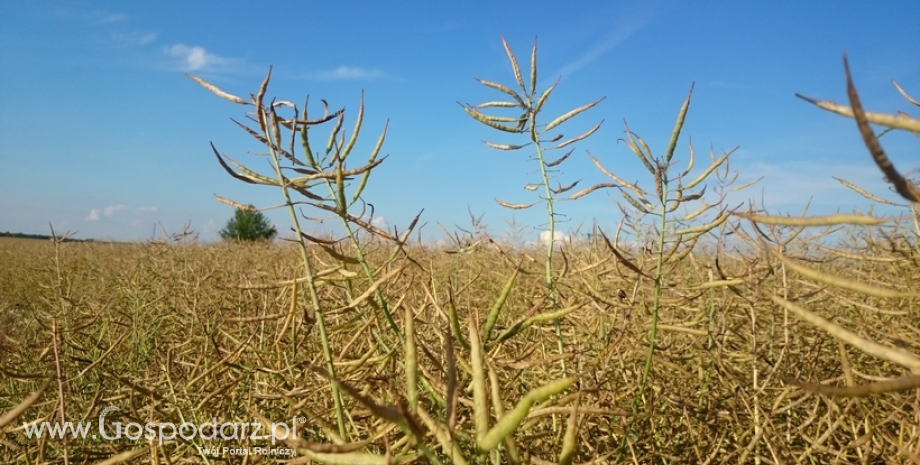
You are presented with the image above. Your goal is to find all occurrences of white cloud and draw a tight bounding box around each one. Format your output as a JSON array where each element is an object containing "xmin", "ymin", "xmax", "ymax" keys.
[
  {"xmin": 539, "ymin": 230, "xmax": 569, "ymax": 245},
  {"xmin": 99, "ymin": 13, "xmax": 128, "ymax": 24},
  {"xmin": 165, "ymin": 44, "xmax": 232, "ymax": 71},
  {"xmin": 115, "ymin": 31, "xmax": 158, "ymax": 46},
  {"xmin": 85, "ymin": 209, "xmax": 101, "ymax": 222},
  {"xmin": 138, "ymin": 32, "xmax": 157, "ymax": 45},
  {"xmin": 137, "ymin": 206, "xmax": 159, "ymax": 213},
  {"xmin": 733, "ymin": 160, "xmax": 895, "ymax": 210},
  {"xmin": 312, "ymin": 66, "xmax": 383, "ymax": 81},
  {"xmin": 371, "ymin": 216, "xmax": 389, "ymax": 230},
  {"xmin": 104, "ymin": 204, "xmax": 128, "ymax": 216},
  {"xmin": 55, "ymin": 7, "xmax": 128, "ymax": 25}
]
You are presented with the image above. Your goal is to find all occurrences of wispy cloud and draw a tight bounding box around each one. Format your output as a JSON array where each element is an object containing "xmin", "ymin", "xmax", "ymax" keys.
[
  {"xmin": 164, "ymin": 44, "xmax": 235, "ymax": 72},
  {"xmin": 551, "ymin": 22, "xmax": 648, "ymax": 80},
  {"xmin": 104, "ymin": 204, "xmax": 128, "ymax": 216},
  {"xmin": 114, "ymin": 31, "xmax": 158, "ymax": 46},
  {"xmin": 309, "ymin": 66, "xmax": 384, "ymax": 81},
  {"xmin": 732, "ymin": 159, "xmax": 898, "ymax": 211},
  {"xmin": 548, "ymin": 3, "xmax": 655, "ymax": 80},
  {"xmin": 86, "ymin": 204, "xmax": 129, "ymax": 222},
  {"xmin": 139, "ymin": 32, "xmax": 157, "ymax": 45},
  {"xmin": 137, "ymin": 206, "xmax": 159, "ymax": 213},
  {"xmin": 98, "ymin": 13, "xmax": 128, "ymax": 24},
  {"xmin": 55, "ymin": 7, "xmax": 128, "ymax": 25}
]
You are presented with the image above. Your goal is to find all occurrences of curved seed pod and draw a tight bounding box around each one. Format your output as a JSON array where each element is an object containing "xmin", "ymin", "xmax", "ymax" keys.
[
  {"xmin": 253, "ymin": 67, "xmax": 273, "ymax": 136},
  {"xmin": 620, "ymin": 190, "xmax": 653, "ymax": 215},
  {"xmin": 533, "ymin": 78, "xmax": 559, "ymax": 115},
  {"xmin": 483, "ymin": 267, "xmax": 520, "ymax": 342},
  {"xmin": 480, "ymin": 115, "xmax": 527, "ymax": 123},
  {"xmin": 340, "ymin": 91, "xmax": 365, "ymax": 160},
  {"xmin": 674, "ymin": 210, "xmax": 730, "ymax": 236},
  {"xmin": 833, "ymin": 177, "xmax": 907, "ymax": 206},
  {"xmin": 676, "ymin": 185, "xmax": 706, "ymax": 204},
  {"xmin": 211, "ymin": 143, "xmax": 278, "ymax": 186},
  {"xmin": 214, "ymin": 195, "xmax": 257, "ymax": 210},
  {"xmin": 477, "ymin": 377, "xmax": 576, "ymax": 453},
  {"xmin": 492, "ymin": 306, "xmax": 578, "ymax": 345},
  {"xmin": 495, "ymin": 198, "xmax": 538, "ymax": 209},
  {"xmin": 556, "ymin": 120, "xmax": 602, "ymax": 149},
  {"xmin": 762, "ymin": 290, "xmax": 920, "ymax": 373},
  {"xmin": 187, "ymin": 74, "xmax": 249, "ymax": 105},
  {"xmin": 530, "ymin": 37, "xmax": 538, "ymax": 94},
  {"xmin": 891, "ymin": 79, "xmax": 920, "ymax": 107},
  {"xmin": 653, "ymin": 163, "xmax": 664, "ymax": 201},
  {"xmin": 289, "ymin": 157, "xmax": 384, "ymax": 185},
  {"xmin": 735, "ymin": 212, "xmax": 886, "ymax": 226},
  {"xmin": 352, "ymin": 120, "xmax": 389, "ymax": 204},
  {"xmin": 462, "ymin": 105, "xmax": 525, "ymax": 133},
  {"xmin": 484, "ymin": 141, "xmax": 528, "ymax": 150},
  {"xmin": 568, "ymin": 182, "xmax": 617, "ymax": 200},
  {"xmin": 732, "ymin": 176, "xmax": 762, "ymax": 192},
  {"xmin": 665, "ymin": 83, "xmax": 694, "ymax": 163},
  {"xmin": 325, "ymin": 113, "xmax": 344, "ymax": 156},
  {"xmin": 553, "ymin": 180, "xmax": 579, "ymax": 195},
  {"xmin": 545, "ymin": 148, "xmax": 574, "ymax": 167},
  {"xmin": 679, "ymin": 136, "xmax": 696, "ymax": 178},
  {"xmin": 677, "ymin": 201, "xmax": 715, "ymax": 222},
  {"xmin": 501, "ymin": 35, "xmax": 525, "ymax": 90},
  {"xmin": 792, "ymin": 375, "xmax": 920, "ymax": 397},
  {"xmin": 300, "ymin": 97, "xmax": 319, "ymax": 167},
  {"xmin": 469, "ymin": 316, "xmax": 490, "ymax": 443},
  {"xmin": 843, "ymin": 55, "xmax": 920, "ymax": 203},
  {"xmin": 0, "ymin": 380, "xmax": 49, "ymax": 429},
  {"xmin": 684, "ymin": 148, "xmax": 734, "ymax": 190},
  {"xmin": 558, "ymin": 395, "xmax": 580, "ymax": 465},
  {"xmin": 587, "ymin": 152, "xmax": 647, "ymax": 196},
  {"xmin": 476, "ymin": 79, "xmax": 527, "ymax": 107},
  {"xmin": 622, "ymin": 123, "xmax": 657, "ymax": 175},
  {"xmin": 544, "ymin": 97, "xmax": 605, "ymax": 133},
  {"xmin": 796, "ymin": 93, "xmax": 920, "ymax": 133},
  {"xmin": 477, "ymin": 101, "xmax": 519, "ymax": 109},
  {"xmin": 764, "ymin": 244, "xmax": 918, "ymax": 298}
]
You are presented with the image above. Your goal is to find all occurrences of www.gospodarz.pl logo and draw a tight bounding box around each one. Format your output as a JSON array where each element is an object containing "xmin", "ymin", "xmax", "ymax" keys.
[
  {"xmin": 24, "ymin": 406, "xmax": 303, "ymax": 448},
  {"xmin": 98, "ymin": 407, "xmax": 302, "ymax": 445}
]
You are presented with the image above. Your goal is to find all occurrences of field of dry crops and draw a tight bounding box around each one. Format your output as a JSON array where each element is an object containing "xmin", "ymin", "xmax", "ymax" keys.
[
  {"xmin": 1, "ymin": 227, "xmax": 918, "ymax": 464},
  {"xmin": 3, "ymin": 37, "xmax": 920, "ymax": 464}
]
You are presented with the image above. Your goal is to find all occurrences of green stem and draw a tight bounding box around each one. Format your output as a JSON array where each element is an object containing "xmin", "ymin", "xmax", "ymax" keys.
[
  {"xmin": 533, "ymin": 128, "xmax": 566, "ymax": 375},
  {"xmin": 266, "ymin": 120, "xmax": 347, "ymax": 440},
  {"xmin": 636, "ymin": 195, "xmax": 667, "ymax": 407},
  {"xmin": 335, "ymin": 205, "xmax": 404, "ymax": 343},
  {"xmin": 620, "ymin": 168, "xmax": 670, "ymax": 460}
]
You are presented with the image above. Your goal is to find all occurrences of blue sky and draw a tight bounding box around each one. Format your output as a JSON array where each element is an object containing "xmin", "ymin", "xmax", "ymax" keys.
[{"xmin": 1, "ymin": 1, "xmax": 918, "ymax": 242}]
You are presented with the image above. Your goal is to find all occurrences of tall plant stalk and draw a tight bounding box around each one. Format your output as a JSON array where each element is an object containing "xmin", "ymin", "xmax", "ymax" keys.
[
  {"xmin": 188, "ymin": 67, "xmax": 412, "ymax": 439},
  {"xmin": 462, "ymin": 36, "xmax": 603, "ymax": 371}
]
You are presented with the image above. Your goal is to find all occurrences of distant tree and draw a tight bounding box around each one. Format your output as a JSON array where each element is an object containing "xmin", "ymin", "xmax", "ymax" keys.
[{"xmin": 219, "ymin": 206, "xmax": 277, "ymax": 242}]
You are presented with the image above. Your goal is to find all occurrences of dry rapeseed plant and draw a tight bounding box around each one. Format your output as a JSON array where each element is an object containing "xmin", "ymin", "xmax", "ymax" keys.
[
  {"xmin": 572, "ymin": 82, "xmax": 753, "ymax": 457},
  {"xmin": 740, "ymin": 55, "xmax": 920, "ymax": 399},
  {"xmin": 462, "ymin": 36, "xmax": 604, "ymax": 374}
]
